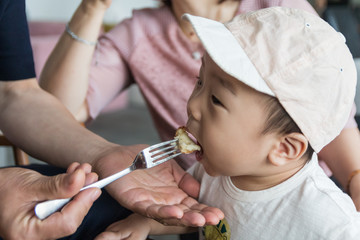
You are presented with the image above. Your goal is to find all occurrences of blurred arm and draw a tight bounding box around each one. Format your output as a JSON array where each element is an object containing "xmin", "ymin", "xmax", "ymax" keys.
[
  {"xmin": 318, "ymin": 127, "xmax": 360, "ymax": 210},
  {"xmin": 39, "ymin": 0, "xmax": 111, "ymax": 122}
]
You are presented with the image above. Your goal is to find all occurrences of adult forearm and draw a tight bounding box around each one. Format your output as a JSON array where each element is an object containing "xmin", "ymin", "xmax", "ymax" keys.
[
  {"xmin": 39, "ymin": 0, "xmax": 107, "ymax": 121},
  {"xmin": 318, "ymin": 127, "xmax": 360, "ymax": 188},
  {"xmin": 0, "ymin": 80, "xmax": 113, "ymax": 167},
  {"xmin": 318, "ymin": 127, "xmax": 360, "ymax": 210}
]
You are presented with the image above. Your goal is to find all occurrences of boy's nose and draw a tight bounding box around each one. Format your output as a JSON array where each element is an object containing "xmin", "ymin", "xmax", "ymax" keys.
[{"xmin": 187, "ymin": 94, "xmax": 201, "ymax": 121}]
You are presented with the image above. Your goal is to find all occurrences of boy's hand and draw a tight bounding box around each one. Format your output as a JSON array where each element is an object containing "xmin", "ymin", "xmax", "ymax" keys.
[{"xmin": 95, "ymin": 214, "xmax": 151, "ymax": 240}]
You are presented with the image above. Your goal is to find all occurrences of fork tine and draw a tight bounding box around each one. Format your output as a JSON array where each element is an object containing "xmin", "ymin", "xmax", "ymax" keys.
[
  {"xmin": 150, "ymin": 144, "xmax": 178, "ymax": 155},
  {"xmin": 147, "ymin": 139, "xmax": 178, "ymax": 151},
  {"xmin": 151, "ymin": 148, "xmax": 181, "ymax": 162},
  {"xmin": 152, "ymin": 152, "xmax": 182, "ymax": 166}
]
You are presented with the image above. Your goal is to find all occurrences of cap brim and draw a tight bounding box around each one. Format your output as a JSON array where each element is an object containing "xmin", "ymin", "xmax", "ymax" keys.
[{"xmin": 183, "ymin": 13, "xmax": 275, "ymax": 97}]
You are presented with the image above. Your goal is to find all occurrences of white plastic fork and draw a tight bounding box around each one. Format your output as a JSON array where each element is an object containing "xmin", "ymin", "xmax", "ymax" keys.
[{"xmin": 35, "ymin": 139, "xmax": 181, "ymax": 220}]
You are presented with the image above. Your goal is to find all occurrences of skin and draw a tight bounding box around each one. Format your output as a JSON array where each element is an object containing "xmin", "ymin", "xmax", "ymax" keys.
[
  {"xmin": 95, "ymin": 213, "xmax": 194, "ymax": 240},
  {"xmin": 39, "ymin": 0, "xmax": 360, "ymax": 210},
  {"xmin": 317, "ymin": 128, "xmax": 360, "ymax": 209},
  {"xmin": 0, "ymin": 162, "xmax": 101, "ymax": 240},
  {"xmin": 94, "ymin": 53, "xmax": 309, "ymax": 239},
  {"xmin": 186, "ymin": 54, "xmax": 308, "ymax": 190}
]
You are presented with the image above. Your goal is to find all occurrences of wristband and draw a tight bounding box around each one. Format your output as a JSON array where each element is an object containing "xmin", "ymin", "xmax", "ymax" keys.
[
  {"xmin": 347, "ymin": 169, "xmax": 360, "ymax": 195},
  {"xmin": 65, "ymin": 23, "xmax": 97, "ymax": 46}
]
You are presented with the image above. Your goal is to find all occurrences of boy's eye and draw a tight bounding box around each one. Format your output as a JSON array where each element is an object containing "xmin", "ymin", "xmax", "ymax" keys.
[{"xmin": 211, "ymin": 95, "xmax": 223, "ymax": 106}]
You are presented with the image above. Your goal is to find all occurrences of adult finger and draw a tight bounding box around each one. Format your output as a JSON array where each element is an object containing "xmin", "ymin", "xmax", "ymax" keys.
[
  {"xmin": 179, "ymin": 199, "xmax": 224, "ymax": 225},
  {"xmin": 76, "ymin": 163, "xmax": 99, "ymax": 186},
  {"xmin": 66, "ymin": 163, "xmax": 98, "ymax": 186},
  {"xmin": 66, "ymin": 162, "xmax": 81, "ymax": 174},
  {"xmin": 137, "ymin": 201, "xmax": 183, "ymax": 219},
  {"xmin": 35, "ymin": 169, "xmax": 86, "ymax": 200},
  {"xmin": 42, "ymin": 187, "xmax": 101, "ymax": 239},
  {"xmin": 144, "ymin": 202, "xmax": 206, "ymax": 227}
]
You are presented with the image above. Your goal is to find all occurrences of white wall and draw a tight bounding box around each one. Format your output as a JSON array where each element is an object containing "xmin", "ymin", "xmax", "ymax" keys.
[{"xmin": 26, "ymin": 0, "xmax": 159, "ymax": 24}]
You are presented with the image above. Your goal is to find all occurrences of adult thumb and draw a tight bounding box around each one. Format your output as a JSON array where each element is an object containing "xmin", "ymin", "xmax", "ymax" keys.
[{"xmin": 36, "ymin": 169, "xmax": 86, "ymax": 201}]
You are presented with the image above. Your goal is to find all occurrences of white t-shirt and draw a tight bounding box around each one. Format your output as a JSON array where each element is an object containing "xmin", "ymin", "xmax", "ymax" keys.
[{"xmin": 187, "ymin": 155, "xmax": 360, "ymax": 240}]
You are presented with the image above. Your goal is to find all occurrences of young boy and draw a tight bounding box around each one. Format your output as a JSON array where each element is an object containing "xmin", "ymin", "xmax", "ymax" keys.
[{"xmin": 95, "ymin": 7, "xmax": 360, "ymax": 240}]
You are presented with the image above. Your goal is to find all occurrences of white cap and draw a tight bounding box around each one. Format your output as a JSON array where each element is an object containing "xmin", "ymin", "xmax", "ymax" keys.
[{"xmin": 183, "ymin": 7, "xmax": 357, "ymax": 152}]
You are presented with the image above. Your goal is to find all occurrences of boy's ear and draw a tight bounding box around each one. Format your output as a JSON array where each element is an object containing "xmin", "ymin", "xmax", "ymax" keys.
[{"xmin": 268, "ymin": 133, "xmax": 308, "ymax": 166}]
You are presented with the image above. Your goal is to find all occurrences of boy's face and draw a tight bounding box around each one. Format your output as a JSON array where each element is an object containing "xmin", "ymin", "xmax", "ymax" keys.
[{"xmin": 186, "ymin": 53, "xmax": 278, "ymax": 177}]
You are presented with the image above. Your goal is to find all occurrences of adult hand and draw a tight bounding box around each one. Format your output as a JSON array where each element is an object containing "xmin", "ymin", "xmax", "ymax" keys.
[
  {"xmin": 93, "ymin": 145, "xmax": 224, "ymax": 227},
  {"xmin": 81, "ymin": 0, "xmax": 112, "ymax": 13},
  {"xmin": 0, "ymin": 163, "xmax": 101, "ymax": 240}
]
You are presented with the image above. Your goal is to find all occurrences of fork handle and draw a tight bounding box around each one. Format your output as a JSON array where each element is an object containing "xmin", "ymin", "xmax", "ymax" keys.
[{"xmin": 35, "ymin": 166, "xmax": 132, "ymax": 220}]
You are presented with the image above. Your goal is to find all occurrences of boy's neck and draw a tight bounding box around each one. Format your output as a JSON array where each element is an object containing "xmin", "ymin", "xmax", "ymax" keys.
[{"xmin": 230, "ymin": 162, "xmax": 307, "ymax": 191}]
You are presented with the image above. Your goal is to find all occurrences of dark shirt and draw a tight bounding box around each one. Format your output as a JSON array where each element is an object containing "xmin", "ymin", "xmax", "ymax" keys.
[{"xmin": 0, "ymin": 0, "xmax": 36, "ymax": 81}]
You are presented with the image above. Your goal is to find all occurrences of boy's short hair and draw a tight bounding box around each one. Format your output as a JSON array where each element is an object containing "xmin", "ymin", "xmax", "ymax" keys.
[
  {"xmin": 262, "ymin": 96, "xmax": 314, "ymax": 161},
  {"xmin": 184, "ymin": 7, "xmax": 356, "ymax": 153}
]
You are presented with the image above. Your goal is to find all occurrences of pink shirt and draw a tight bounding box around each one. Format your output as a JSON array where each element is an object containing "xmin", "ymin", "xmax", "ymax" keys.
[{"xmin": 87, "ymin": 0, "xmax": 356, "ymax": 169}]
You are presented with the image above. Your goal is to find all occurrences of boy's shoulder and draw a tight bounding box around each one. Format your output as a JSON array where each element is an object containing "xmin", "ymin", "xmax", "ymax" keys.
[
  {"xmin": 300, "ymin": 163, "xmax": 358, "ymax": 216},
  {"xmin": 293, "ymin": 166, "xmax": 360, "ymax": 238}
]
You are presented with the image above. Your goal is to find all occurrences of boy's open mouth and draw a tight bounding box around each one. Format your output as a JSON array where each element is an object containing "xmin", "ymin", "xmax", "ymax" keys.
[
  {"xmin": 182, "ymin": 126, "xmax": 203, "ymax": 161},
  {"xmin": 195, "ymin": 141, "xmax": 203, "ymax": 161}
]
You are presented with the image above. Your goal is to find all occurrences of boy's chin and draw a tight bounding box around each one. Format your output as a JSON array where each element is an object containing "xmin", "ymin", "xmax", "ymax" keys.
[{"xmin": 201, "ymin": 162, "xmax": 220, "ymax": 177}]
